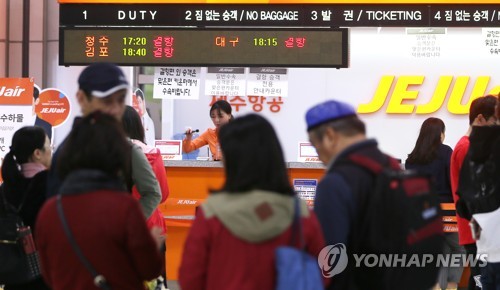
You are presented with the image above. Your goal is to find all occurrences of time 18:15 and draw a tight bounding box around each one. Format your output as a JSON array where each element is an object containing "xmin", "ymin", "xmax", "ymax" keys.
[{"xmin": 253, "ymin": 38, "xmax": 278, "ymax": 47}]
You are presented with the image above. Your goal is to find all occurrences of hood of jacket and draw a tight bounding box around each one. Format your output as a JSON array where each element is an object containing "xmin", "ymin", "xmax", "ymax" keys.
[
  {"xmin": 131, "ymin": 139, "xmax": 160, "ymax": 154},
  {"xmin": 59, "ymin": 169, "xmax": 127, "ymax": 195},
  {"xmin": 201, "ymin": 190, "xmax": 309, "ymax": 243},
  {"xmin": 469, "ymin": 125, "xmax": 500, "ymax": 163}
]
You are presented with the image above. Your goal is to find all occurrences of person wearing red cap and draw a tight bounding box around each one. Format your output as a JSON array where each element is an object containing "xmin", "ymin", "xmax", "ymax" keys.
[{"xmin": 46, "ymin": 62, "xmax": 161, "ymax": 219}]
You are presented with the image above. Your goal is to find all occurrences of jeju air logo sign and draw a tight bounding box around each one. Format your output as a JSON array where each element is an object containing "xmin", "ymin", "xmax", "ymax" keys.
[
  {"xmin": 358, "ymin": 76, "xmax": 500, "ymax": 115},
  {"xmin": 35, "ymin": 87, "xmax": 71, "ymax": 127}
]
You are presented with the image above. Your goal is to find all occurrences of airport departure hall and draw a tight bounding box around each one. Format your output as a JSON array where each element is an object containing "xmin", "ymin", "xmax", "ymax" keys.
[{"xmin": 1, "ymin": 0, "xmax": 500, "ymax": 290}]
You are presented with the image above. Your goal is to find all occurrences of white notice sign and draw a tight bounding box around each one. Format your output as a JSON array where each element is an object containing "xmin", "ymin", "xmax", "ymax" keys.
[
  {"xmin": 204, "ymin": 67, "xmax": 246, "ymax": 96},
  {"xmin": 155, "ymin": 140, "xmax": 183, "ymax": 160},
  {"xmin": 297, "ymin": 142, "xmax": 320, "ymax": 163},
  {"xmin": 153, "ymin": 67, "xmax": 201, "ymax": 100},
  {"xmin": 482, "ymin": 28, "xmax": 500, "ymax": 56},
  {"xmin": 247, "ymin": 68, "xmax": 288, "ymax": 97}
]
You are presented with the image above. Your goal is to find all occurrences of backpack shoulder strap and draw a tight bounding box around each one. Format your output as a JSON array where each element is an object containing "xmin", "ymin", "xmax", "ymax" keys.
[{"xmin": 347, "ymin": 153, "xmax": 400, "ymax": 174}]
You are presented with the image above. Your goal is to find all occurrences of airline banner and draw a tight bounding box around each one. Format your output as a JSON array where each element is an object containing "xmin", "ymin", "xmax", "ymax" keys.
[
  {"xmin": 60, "ymin": 4, "xmax": 500, "ymax": 27},
  {"xmin": 0, "ymin": 78, "xmax": 36, "ymax": 170}
]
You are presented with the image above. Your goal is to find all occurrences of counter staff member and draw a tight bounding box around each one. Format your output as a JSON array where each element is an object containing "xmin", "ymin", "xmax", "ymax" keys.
[{"xmin": 183, "ymin": 100, "xmax": 233, "ymax": 161}]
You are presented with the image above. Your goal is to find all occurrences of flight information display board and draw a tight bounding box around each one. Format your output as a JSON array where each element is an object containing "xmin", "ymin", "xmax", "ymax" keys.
[
  {"xmin": 60, "ymin": 4, "xmax": 500, "ymax": 27},
  {"xmin": 59, "ymin": 28, "xmax": 348, "ymax": 68}
]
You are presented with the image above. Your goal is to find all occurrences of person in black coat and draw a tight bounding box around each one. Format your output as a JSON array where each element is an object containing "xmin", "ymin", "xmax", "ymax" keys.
[
  {"xmin": 1, "ymin": 126, "xmax": 52, "ymax": 290},
  {"xmin": 405, "ymin": 117, "xmax": 463, "ymax": 290}
]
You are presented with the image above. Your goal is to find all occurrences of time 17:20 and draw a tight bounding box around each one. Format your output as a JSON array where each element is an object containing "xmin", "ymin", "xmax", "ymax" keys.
[
  {"xmin": 123, "ymin": 37, "xmax": 147, "ymax": 46},
  {"xmin": 253, "ymin": 38, "xmax": 278, "ymax": 47}
]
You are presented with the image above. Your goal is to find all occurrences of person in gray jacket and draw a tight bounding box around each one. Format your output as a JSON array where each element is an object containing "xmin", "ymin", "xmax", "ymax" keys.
[{"xmin": 46, "ymin": 62, "xmax": 161, "ymax": 218}]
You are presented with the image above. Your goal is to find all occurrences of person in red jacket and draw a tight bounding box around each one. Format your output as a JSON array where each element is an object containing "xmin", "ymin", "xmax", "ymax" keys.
[
  {"xmin": 36, "ymin": 112, "xmax": 164, "ymax": 290},
  {"xmin": 450, "ymin": 95, "xmax": 498, "ymax": 290},
  {"xmin": 179, "ymin": 114, "xmax": 328, "ymax": 290},
  {"xmin": 123, "ymin": 105, "xmax": 169, "ymax": 234}
]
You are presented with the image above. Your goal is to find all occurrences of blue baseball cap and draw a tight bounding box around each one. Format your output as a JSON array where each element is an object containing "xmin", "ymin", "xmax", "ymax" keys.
[
  {"xmin": 305, "ymin": 100, "xmax": 357, "ymax": 131},
  {"xmin": 78, "ymin": 63, "xmax": 129, "ymax": 98}
]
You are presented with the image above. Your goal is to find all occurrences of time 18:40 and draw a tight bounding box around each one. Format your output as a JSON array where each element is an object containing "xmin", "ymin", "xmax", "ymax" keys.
[
  {"xmin": 123, "ymin": 48, "xmax": 147, "ymax": 57},
  {"xmin": 253, "ymin": 38, "xmax": 278, "ymax": 47}
]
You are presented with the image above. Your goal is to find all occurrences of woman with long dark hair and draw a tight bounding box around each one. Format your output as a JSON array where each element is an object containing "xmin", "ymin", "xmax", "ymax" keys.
[
  {"xmin": 179, "ymin": 114, "xmax": 327, "ymax": 290},
  {"xmin": 405, "ymin": 117, "xmax": 462, "ymax": 290},
  {"xmin": 1, "ymin": 126, "xmax": 51, "ymax": 290},
  {"xmin": 35, "ymin": 112, "xmax": 163, "ymax": 290}
]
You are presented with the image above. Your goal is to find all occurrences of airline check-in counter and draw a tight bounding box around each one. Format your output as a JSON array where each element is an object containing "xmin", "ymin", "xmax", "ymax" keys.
[
  {"xmin": 158, "ymin": 160, "xmax": 324, "ymax": 280},
  {"xmin": 159, "ymin": 160, "xmax": 466, "ymax": 285}
]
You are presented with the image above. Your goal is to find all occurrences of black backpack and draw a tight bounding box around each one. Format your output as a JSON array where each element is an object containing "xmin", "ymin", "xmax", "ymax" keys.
[
  {"xmin": 0, "ymin": 186, "xmax": 42, "ymax": 285},
  {"xmin": 347, "ymin": 154, "xmax": 444, "ymax": 290},
  {"xmin": 456, "ymin": 126, "xmax": 500, "ymax": 220}
]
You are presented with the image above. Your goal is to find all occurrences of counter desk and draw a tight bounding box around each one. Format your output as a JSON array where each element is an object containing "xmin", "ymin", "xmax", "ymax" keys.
[{"xmin": 158, "ymin": 160, "xmax": 325, "ymax": 280}]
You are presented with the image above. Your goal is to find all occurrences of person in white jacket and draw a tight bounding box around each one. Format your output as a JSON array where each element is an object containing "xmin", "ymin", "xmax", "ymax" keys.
[{"xmin": 133, "ymin": 88, "xmax": 156, "ymax": 146}]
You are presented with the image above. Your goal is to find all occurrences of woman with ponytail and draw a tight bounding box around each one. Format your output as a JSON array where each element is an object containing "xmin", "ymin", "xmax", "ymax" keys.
[{"xmin": 1, "ymin": 126, "xmax": 52, "ymax": 290}]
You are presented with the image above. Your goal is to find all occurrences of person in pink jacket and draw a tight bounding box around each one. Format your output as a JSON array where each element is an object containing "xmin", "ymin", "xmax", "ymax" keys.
[{"xmin": 123, "ymin": 105, "xmax": 169, "ymax": 234}]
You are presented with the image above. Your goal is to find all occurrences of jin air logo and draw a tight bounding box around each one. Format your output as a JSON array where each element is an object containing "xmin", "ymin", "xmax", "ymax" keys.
[{"xmin": 318, "ymin": 243, "xmax": 348, "ymax": 278}]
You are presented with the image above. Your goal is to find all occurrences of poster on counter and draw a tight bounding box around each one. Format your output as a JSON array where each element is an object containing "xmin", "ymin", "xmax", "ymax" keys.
[
  {"xmin": 297, "ymin": 142, "xmax": 320, "ymax": 162},
  {"xmin": 153, "ymin": 67, "xmax": 201, "ymax": 100},
  {"xmin": 205, "ymin": 67, "xmax": 246, "ymax": 96},
  {"xmin": 247, "ymin": 67, "xmax": 288, "ymax": 97},
  {"xmin": 293, "ymin": 179, "xmax": 318, "ymax": 208},
  {"xmin": 155, "ymin": 140, "xmax": 183, "ymax": 160}
]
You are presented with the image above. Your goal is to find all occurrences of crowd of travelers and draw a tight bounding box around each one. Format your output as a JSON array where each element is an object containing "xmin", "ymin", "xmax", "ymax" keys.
[{"xmin": 1, "ymin": 62, "xmax": 499, "ymax": 290}]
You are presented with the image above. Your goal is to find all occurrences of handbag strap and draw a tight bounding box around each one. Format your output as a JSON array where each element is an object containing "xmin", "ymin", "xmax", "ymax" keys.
[
  {"xmin": 289, "ymin": 197, "xmax": 305, "ymax": 249},
  {"xmin": 56, "ymin": 194, "xmax": 111, "ymax": 290},
  {"xmin": 0, "ymin": 186, "xmax": 9, "ymax": 216},
  {"xmin": 0, "ymin": 180, "xmax": 35, "ymax": 216}
]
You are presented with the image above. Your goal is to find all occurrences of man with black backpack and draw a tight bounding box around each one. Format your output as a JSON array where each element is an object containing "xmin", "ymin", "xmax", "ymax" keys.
[{"xmin": 306, "ymin": 100, "xmax": 443, "ymax": 290}]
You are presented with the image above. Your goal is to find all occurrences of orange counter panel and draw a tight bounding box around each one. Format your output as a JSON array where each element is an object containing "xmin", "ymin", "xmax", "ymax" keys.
[{"xmin": 159, "ymin": 165, "xmax": 224, "ymax": 280}]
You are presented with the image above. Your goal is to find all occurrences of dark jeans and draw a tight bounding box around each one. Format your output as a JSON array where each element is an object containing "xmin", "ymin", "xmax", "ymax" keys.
[
  {"xmin": 481, "ymin": 262, "xmax": 500, "ymax": 290},
  {"xmin": 464, "ymin": 243, "xmax": 482, "ymax": 290}
]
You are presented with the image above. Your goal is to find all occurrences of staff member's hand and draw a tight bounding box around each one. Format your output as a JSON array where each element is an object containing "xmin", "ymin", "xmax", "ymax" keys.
[
  {"xmin": 185, "ymin": 128, "xmax": 194, "ymax": 138},
  {"xmin": 184, "ymin": 128, "xmax": 199, "ymax": 140}
]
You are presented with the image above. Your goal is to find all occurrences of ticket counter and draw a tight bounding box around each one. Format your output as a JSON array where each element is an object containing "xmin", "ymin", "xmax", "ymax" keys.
[
  {"xmin": 159, "ymin": 161, "xmax": 467, "ymax": 288},
  {"xmin": 159, "ymin": 160, "xmax": 325, "ymax": 280}
]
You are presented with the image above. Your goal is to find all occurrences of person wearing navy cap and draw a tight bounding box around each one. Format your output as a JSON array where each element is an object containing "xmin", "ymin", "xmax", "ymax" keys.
[
  {"xmin": 46, "ymin": 63, "xmax": 162, "ymax": 221},
  {"xmin": 306, "ymin": 99, "xmax": 389, "ymax": 290}
]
